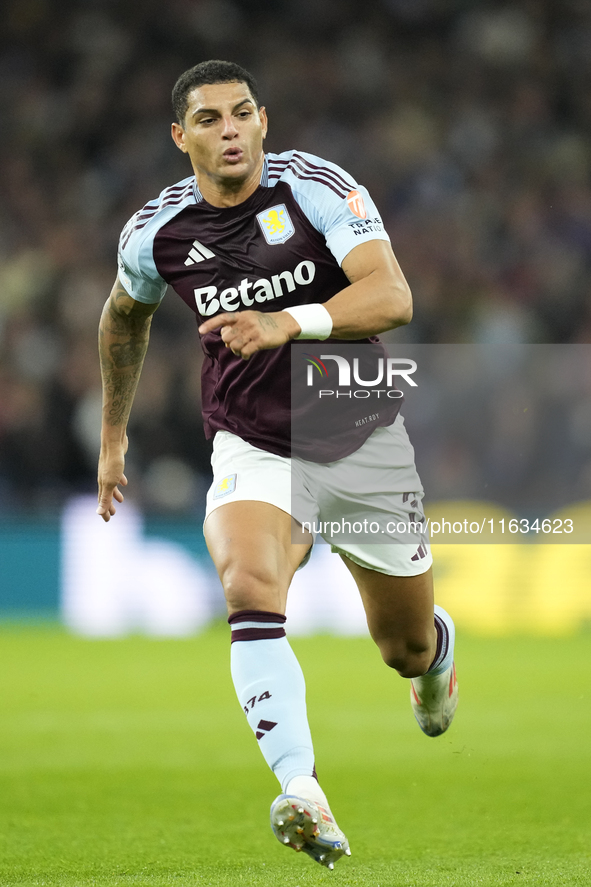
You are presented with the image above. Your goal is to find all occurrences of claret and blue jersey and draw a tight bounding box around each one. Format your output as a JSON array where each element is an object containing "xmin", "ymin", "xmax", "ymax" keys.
[{"xmin": 117, "ymin": 150, "xmax": 398, "ymax": 459}]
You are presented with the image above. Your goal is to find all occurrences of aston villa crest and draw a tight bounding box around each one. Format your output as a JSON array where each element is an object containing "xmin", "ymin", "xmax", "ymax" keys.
[{"xmin": 256, "ymin": 204, "xmax": 295, "ymax": 245}]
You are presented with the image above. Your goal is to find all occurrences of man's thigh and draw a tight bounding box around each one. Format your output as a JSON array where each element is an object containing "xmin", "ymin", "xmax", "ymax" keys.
[
  {"xmin": 341, "ymin": 557, "xmax": 435, "ymax": 652},
  {"xmin": 204, "ymin": 501, "xmax": 311, "ymax": 616}
]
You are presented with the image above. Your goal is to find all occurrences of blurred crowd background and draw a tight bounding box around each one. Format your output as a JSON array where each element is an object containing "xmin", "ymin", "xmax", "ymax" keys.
[{"xmin": 1, "ymin": 0, "xmax": 591, "ymax": 516}]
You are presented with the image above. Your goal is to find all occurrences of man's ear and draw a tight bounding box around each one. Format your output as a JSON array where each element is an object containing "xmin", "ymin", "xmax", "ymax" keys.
[
  {"xmin": 171, "ymin": 122, "xmax": 187, "ymax": 153},
  {"xmin": 259, "ymin": 106, "xmax": 268, "ymax": 141}
]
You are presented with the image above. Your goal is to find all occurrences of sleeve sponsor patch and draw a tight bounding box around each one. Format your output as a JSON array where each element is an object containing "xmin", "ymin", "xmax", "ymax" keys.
[
  {"xmin": 348, "ymin": 217, "xmax": 385, "ymax": 235},
  {"xmin": 346, "ymin": 189, "xmax": 367, "ymax": 219}
]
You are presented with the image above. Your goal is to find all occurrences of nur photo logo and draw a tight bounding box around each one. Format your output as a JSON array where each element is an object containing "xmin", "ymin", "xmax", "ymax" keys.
[{"xmin": 303, "ymin": 352, "xmax": 418, "ymax": 399}]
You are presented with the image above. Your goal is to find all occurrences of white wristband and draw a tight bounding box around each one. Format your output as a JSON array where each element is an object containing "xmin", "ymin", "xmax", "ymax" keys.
[{"xmin": 282, "ymin": 304, "xmax": 333, "ymax": 340}]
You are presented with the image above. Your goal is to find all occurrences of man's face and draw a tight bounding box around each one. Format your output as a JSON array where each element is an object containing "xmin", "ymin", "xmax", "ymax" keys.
[{"xmin": 171, "ymin": 81, "xmax": 267, "ymax": 185}]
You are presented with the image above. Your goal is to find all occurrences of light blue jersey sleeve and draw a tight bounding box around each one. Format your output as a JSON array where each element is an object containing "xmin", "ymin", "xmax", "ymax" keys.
[
  {"xmin": 117, "ymin": 211, "xmax": 167, "ymax": 305},
  {"xmin": 116, "ymin": 176, "xmax": 196, "ymax": 304},
  {"xmin": 268, "ymin": 151, "xmax": 391, "ymax": 266}
]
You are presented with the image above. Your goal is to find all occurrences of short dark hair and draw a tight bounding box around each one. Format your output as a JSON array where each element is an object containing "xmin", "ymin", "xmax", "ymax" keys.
[{"xmin": 172, "ymin": 60, "xmax": 260, "ymax": 126}]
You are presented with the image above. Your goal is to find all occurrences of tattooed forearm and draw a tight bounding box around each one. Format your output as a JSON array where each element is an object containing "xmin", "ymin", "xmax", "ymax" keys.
[
  {"xmin": 98, "ymin": 283, "xmax": 157, "ymax": 431},
  {"xmin": 108, "ymin": 334, "xmax": 150, "ymax": 369},
  {"xmin": 102, "ymin": 367, "xmax": 143, "ymax": 426}
]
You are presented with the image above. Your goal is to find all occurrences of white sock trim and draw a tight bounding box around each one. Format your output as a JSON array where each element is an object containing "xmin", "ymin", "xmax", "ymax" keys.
[{"xmin": 428, "ymin": 605, "xmax": 455, "ymax": 676}]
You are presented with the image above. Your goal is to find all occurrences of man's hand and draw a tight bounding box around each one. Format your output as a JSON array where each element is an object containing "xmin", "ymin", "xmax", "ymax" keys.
[
  {"xmin": 199, "ymin": 310, "xmax": 300, "ymax": 359},
  {"xmin": 96, "ymin": 437, "xmax": 128, "ymax": 522}
]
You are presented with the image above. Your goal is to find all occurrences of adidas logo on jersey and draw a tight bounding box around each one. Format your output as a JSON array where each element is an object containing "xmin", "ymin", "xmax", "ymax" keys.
[
  {"xmin": 184, "ymin": 240, "xmax": 216, "ymax": 265},
  {"xmin": 194, "ymin": 260, "xmax": 316, "ymax": 317}
]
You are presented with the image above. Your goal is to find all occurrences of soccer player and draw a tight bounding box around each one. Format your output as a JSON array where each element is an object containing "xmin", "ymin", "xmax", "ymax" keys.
[{"xmin": 97, "ymin": 60, "xmax": 458, "ymax": 870}]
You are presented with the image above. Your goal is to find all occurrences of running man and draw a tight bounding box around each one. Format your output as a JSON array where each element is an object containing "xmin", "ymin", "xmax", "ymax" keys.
[{"xmin": 97, "ymin": 60, "xmax": 458, "ymax": 870}]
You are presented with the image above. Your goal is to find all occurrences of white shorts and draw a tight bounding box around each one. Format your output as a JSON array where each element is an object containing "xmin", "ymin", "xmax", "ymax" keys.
[{"xmin": 205, "ymin": 417, "xmax": 432, "ymax": 577}]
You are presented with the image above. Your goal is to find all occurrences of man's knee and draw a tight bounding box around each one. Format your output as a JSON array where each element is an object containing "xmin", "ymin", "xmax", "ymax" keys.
[
  {"xmin": 221, "ymin": 562, "xmax": 284, "ymax": 614},
  {"xmin": 378, "ymin": 637, "xmax": 434, "ymax": 678}
]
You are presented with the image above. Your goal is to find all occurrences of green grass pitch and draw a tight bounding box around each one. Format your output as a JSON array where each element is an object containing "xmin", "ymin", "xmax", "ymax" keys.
[{"xmin": 0, "ymin": 623, "xmax": 589, "ymax": 886}]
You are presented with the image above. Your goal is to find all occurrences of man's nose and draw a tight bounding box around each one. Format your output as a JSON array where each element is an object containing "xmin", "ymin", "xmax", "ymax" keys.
[{"xmin": 221, "ymin": 115, "xmax": 239, "ymax": 138}]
